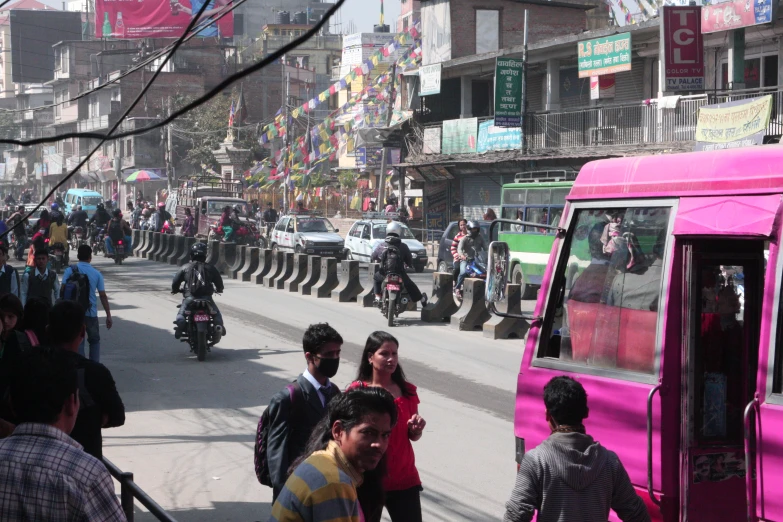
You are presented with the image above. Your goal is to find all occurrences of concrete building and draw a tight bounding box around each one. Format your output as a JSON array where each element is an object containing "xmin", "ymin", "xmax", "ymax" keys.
[{"xmin": 234, "ymin": 0, "xmax": 334, "ymax": 39}]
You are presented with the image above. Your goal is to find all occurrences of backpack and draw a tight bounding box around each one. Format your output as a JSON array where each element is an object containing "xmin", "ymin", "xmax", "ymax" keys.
[
  {"xmin": 254, "ymin": 382, "xmax": 303, "ymax": 487},
  {"xmin": 107, "ymin": 220, "xmax": 124, "ymax": 241},
  {"xmin": 61, "ymin": 265, "xmax": 91, "ymax": 312},
  {"xmin": 381, "ymin": 243, "xmax": 403, "ymax": 274},
  {"xmin": 186, "ymin": 262, "xmax": 211, "ymax": 296}
]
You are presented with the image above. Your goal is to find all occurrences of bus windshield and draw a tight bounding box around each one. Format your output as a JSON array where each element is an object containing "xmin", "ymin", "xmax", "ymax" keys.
[{"xmin": 82, "ymin": 196, "xmax": 103, "ymax": 207}]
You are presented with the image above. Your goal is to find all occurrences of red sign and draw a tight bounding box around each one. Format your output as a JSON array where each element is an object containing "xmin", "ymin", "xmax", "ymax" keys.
[
  {"xmin": 96, "ymin": 0, "xmax": 234, "ymax": 39},
  {"xmin": 662, "ymin": 6, "xmax": 704, "ymax": 91},
  {"xmin": 701, "ymin": 0, "xmax": 774, "ymax": 34}
]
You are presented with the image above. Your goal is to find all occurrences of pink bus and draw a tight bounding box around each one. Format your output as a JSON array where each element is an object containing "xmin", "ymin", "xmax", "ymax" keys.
[{"xmin": 488, "ymin": 145, "xmax": 783, "ymax": 522}]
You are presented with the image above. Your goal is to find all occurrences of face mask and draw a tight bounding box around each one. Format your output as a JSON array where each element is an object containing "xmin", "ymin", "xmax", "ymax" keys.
[{"xmin": 315, "ymin": 356, "xmax": 340, "ymax": 378}]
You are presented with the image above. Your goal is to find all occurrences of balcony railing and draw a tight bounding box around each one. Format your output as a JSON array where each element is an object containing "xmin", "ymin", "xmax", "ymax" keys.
[{"xmin": 78, "ymin": 114, "xmax": 117, "ymax": 132}]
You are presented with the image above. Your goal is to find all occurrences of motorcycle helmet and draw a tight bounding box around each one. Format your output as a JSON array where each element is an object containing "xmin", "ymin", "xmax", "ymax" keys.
[
  {"xmin": 466, "ymin": 220, "xmax": 480, "ymax": 237},
  {"xmin": 233, "ymin": 204, "xmax": 243, "ymax": 214},
  {"xmin": 386, "ymin": 221, "xmax": 403, "ymax": 237},
  {"xmin": 190, "ymin": 242, "xmax": 208, "ymax": 262},
  {"xmin": 51, "ymin": 203, "xmax": 59, "ymax": 211},
  {"xmin": 158, "ymin": 202, "xmax": 166, "ymax": 209},
  {"xmin": 97, "ymin": 203, "xmax": 105, "ymax": 211},
  {"xmin": 112, "ymin": 209, "xmax": 122, "ymax": 218}
]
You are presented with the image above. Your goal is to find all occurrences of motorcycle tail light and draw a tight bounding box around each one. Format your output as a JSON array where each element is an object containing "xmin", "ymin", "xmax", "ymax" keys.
[{"xmin": 117, "ymin": 240, "xmax": 123, "ymax": 245}]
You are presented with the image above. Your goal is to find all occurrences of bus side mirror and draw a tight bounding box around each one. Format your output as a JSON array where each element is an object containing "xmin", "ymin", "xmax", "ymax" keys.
[{"xmin": 486, "ymin": 241, "xmax": 510, "ymax": 304}]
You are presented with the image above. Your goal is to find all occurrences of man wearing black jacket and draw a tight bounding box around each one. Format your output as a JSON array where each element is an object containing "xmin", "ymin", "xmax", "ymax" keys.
[
  {"xmin": 171, "ymin": 242, "xmax": 225, "ymax": 338},
  {"xmin": 262, "ymin": 202, "xmax": 278, "ymax": 236},
  {"xmin": 67, "ymin": 205, "xmax": 88, "ymax": 229},
  {"xmin": 263, "ymin": 323, "xmax": 343, "ymax": 501},
  {"xmin": 48, "ymin": 300, "xmax": 125, "ymax": 460}
]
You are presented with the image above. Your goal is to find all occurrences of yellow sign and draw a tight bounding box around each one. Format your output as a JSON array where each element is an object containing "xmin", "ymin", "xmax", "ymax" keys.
[{"xmin": 696, "ymin": 95, "xmax": 772, "ymax": 144}]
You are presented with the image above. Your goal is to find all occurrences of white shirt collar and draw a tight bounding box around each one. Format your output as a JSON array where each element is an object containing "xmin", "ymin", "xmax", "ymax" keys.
[
  {"xmin": 0, "ymin": 265, "xmax": 6, "ymax": 274},
  {"xmin": 303, "ymin": 367, "xmax": 331, "ymax": 390},
  {"xmin": 35, "ymin": 268, "xmax": 48, "ymax": 278}
]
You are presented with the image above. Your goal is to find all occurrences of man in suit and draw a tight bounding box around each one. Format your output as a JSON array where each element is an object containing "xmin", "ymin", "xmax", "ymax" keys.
[{"xmin": 265, "ymin": 323, "xmax": 344, "ymax": 501}]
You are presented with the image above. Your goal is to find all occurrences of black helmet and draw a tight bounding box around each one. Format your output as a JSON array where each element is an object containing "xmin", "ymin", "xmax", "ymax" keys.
[
  {"xmin": 190, "ymin": 242, "xmax": 208, "ymax": 261},
  {"xmin": 112, "ymin": 209, "xmax": 122, "ymax": 218},
  {"xmin": 234, "ymin": 204, "xmax": 243, "ymax": 213},
  {"xmin": 467, "ymin": 220, "xmax": 480, "ymax": 236},
  {"xmin": 97, "ymin": 203, "xmax": 105, "ymax": 211}
]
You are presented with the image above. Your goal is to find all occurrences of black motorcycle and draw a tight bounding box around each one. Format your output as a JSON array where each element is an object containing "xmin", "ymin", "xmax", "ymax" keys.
[
  {"xmin": 177, "ymin": 298, "xmax": 222, "ymax": 362},
  {"xmin": 377, "ymin": 272, "xmax": 411, "ymax": 327},
  {"xmin": 50, "ymin": 242, "xmax": 67, "ymax": 274},
  {"xmin": 90, "ymin": 225, "xmax": 106, "ymax": 255},
  {"xmin": 108, "ymin": 238, "xmax": 127, "ymax": 265}
]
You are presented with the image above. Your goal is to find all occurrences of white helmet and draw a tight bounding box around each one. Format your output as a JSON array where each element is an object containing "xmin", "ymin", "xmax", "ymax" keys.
[{"xmin": 386, "ymin": 221, "xmax": 403, "ymax": 237}]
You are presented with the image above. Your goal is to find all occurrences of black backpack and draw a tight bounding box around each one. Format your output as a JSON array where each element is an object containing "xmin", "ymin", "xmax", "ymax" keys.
[
  {"xmin": 107, "ymin": 220, "xmax": 124, "ymax": 241},
  {"xmin": 61, "ymin": 265, "xmax": 91, "ymax": 312},
  {"xmin": 381, "ymin": 243, "xmax": 403, "ymax": 274},
  {"xmin": 186, "ymin": 261, "xmax": 211, "ymax": 296},
  {"xmin": 254, "ymin": 382, "xmax": 302, "ymax": 487}
]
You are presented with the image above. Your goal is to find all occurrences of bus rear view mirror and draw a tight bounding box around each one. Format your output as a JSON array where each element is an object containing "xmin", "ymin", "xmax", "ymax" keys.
[{"xmin": 486, "ymin": 241, "xmax": 510, "ymax": 304}]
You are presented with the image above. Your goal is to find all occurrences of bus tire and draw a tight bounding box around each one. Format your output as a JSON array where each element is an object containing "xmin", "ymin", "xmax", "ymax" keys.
[{"xmin": 512, "ymin": 264, "xmax": 537, "ymax": 300}]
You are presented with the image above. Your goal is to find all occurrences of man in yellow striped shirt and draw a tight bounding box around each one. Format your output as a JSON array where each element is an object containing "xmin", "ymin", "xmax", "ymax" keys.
[{"xmin": 269, "ymin": 387, "xmax": 397, "ymax": 522}]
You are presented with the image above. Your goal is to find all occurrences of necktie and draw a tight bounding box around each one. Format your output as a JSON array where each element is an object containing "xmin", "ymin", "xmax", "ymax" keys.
[{"xmin": 320, "ymin": 385, "xmax": 331, "ymax": 401}]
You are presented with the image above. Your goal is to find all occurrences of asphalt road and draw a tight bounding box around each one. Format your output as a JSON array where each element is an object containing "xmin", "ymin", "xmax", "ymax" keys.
[{"xmin": 90, "ymin": 254, "xmax": 535, "ymax": 521}]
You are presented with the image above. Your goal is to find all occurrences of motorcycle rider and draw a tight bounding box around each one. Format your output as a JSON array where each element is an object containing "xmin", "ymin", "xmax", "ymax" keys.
[
  {"xmin": 6, "ymin": 205, "xmax": 27, "ymax": 260},
  {"xmin": 105, "ymin": 209, "xmax": 132, "ymax": 256},
  {"xmin": 89, "ymin": 203, "xmax": 112, "ymax": 237},
  {"xmin": 152, "ymin": 202, "xmax": 172, "ymax": 232},
  {"xmin": 262, "ymin": 202, "xmax": 278, "ymax": 236},
  {"xmin": 171, "ymin": 242, "xmax": 226, "ymax": 339},
  {"xmin": 455, "ymin": 220, "xmax": 488, "ymax": 295},
  {"xmin": 370, "ymin": 221, "xmax": 427, "ymax": 306},
  {"xmin": 49, "ymin": 202, "xmax": 64, "ymax": 224},
  {"xmin": 67, "ymin": 204, "xmax": 88, "ymax": 229},
  {"xmin": 49, "ymin": 211, "xmax": 69, "ymax": 264}
]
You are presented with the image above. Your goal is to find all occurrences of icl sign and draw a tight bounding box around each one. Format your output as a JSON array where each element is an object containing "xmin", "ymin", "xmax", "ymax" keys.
[{"xmin": 661, "ymin": 6, "xmax": 704, "ymax": 91}]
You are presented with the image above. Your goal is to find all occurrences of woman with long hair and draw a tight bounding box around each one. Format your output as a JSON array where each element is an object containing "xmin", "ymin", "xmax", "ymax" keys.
[
  {"xmin": 21, "ymin": 296, "xmax": 50, "ymax": 346},
  {"xmin": 346, "ymin": 331, "xmax": 426, "ymax": 522}
]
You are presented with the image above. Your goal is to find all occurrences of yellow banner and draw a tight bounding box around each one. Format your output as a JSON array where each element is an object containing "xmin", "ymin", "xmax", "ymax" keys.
[{"xmin": 696, "ymin": 95, "xmax": 772, "ymax": 143}]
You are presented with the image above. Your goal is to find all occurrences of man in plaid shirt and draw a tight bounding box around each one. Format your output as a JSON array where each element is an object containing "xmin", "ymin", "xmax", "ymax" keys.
[{"xmin": 0, "ymin": 348, "xmax": 126, "ymax": 521}]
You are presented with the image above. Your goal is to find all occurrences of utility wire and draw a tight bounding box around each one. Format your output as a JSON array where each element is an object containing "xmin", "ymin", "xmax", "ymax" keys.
[
  {"xmin": 0, "ymin": 0, "xmax": 215, "ymax": 240},
  {"xmin": 0, "ymin": 0, "xmax": 346, "ymax": 147}
]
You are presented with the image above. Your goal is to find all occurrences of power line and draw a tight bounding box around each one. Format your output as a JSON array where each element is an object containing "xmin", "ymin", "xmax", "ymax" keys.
[{"xmin": 0, "ymin": 0, "xmax": 346, "ymax": 147}]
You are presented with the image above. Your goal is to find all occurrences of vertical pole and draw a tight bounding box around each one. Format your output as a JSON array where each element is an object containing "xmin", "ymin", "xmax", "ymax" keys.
[
  {"xmin": 166, "ymin": 96, "xmax": 173, "ymax": 192},
  {"xmin": 120, "ymin": 472, "xmax": 134, "ymax": 522},
  {"xmin": 378, "ymin": 64, "xmax": 398, "ymax": 213},
  {"xmin": 521, "ymin": 10, "xmax": 528, "ymax": 151},
  {"xmin": 283, "ymin": 72, "xmax": 290, "ymax": 212}
]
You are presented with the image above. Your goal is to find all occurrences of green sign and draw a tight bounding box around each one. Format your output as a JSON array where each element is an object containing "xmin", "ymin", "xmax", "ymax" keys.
[
  {"xmin": 494, "ymin": 58, "xmax": 524, "ymax": 128},
  {"xmin": 577, "ymin": 33, "xmax": 631, "ymax": 78}
]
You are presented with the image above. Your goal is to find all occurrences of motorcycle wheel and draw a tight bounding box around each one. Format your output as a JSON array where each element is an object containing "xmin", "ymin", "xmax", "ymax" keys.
[
  {"xmin": 117, "ymin": 256, "xmax": 123, "ymax": 265},
  {"xmin": 386, "ymin": 292, "xmax": 395, "ymax": 328},
  {"xmin": 196, "ymin": 331, "xmax": 207, "ymax": 362}
]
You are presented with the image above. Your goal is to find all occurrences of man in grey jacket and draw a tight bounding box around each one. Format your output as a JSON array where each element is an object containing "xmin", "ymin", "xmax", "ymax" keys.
[{"xmin": 504, "ymin": 376, "xmax": 650, "ymax": 522}]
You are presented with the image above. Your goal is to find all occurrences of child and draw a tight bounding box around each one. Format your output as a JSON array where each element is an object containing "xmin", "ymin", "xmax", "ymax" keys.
[{"xmin": 601, "ymin": 211, "xmax": 624, "ymax": 255}]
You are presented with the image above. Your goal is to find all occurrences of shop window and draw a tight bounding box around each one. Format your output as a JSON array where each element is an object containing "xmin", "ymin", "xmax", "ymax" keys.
[
  {"xmin": 764, "ymin": 55, "xmax": 778, "ymax": 87},
  {"xmin": 476, "ymin": 10, "xmax": 500, "ymax": 54}
]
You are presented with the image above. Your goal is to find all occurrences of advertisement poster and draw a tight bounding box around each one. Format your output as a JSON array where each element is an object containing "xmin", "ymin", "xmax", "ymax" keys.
[
  {"xmin": 662, "ymin": 6, "xmax": 704, "ymax": 91},
  {"xmin": 96, "ymin": 0, "xmax": 234, "ymax": 39},
  {"xmin": 578, "ymin": 33, "xmax": 632, "ymax": 78},
  {"xmin": 590, "ymin": 74, "xmax": 616, "ymax": 100},
  {"xmin": 494, "ymin": 58, "xmax": 524, "ymax": 127},
  {"xmin": 701, "ymin": 0, "xmax": 774, "ymax": 33},
  {"xmin": 419, "ymin": 63, "xmax": 442, "ymax": 97},
  {"xmin": 423, "ymin": 127, "xmax": 442, "ymax": 154},
  {"xmin": 695, "ymin": 95, "xmax": 771, "ymax": 150},
  {"xmin": 441, "ymin": 118, "xmax": 478, "ymax": 155},
  {"xmin": 477, "ymin": 120, "xmax": 522, "ymax": 153}
]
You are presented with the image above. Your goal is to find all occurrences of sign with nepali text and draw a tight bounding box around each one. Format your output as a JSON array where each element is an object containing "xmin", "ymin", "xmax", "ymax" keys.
[
  {"xmin": 578, "ymin": 33, "xmax": 632, "ymax": 78},
  {"xmin": 442, "ymin": 118, "xmax": 478, "ymax": 155},
  {"xmin": 662, "ymin": 6, "xmax": 704, "ymax": 91},
  {"xmin": 695, "ymin": 95, "xmax": 771, "ymax": 151},
  {"xmin": 419, "ymin": 63, "xmax": 442, "ymax": 96},
  {"xmin": 96, "ymin": 0, "xmax": 234, "ymax": 39},
  {"xmin": 477, "ymin": 120, "xmax": 522, "ymax": 153},
  {"xmin": 701, "ymin": 0, "xmax": 775, "ymax": 33},
  {"xmin": 494, "ymin": 58, "xmax": 524, "ymax": 127}
]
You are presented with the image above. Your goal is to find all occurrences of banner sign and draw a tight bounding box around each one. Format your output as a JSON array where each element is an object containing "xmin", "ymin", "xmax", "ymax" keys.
[
  {"xmin": 578, "ymin": 33, "xmax": 632, "ymax": 78},
  {"xmin": 701, "ymin": 0, "xmax": 774, "ymax": 33},
  {"xmin": 419, "ymin": 63, "xmax": 442, "ymax": 96},
  {"xmin": 662, "ymin": 6, "xmax": 704, "ymax": 91},
  {"xmin": 95, "ymin": 0, "xmax": 234, "ymax": 39},
  {"xmin": 357, "ymin": 147, "xmax": 400, "ymax": 168},
  {"xmin": 590, "ymin": 74, "xmax": 616, "ymax": 100},
  {"xmin": 442, "ymin": 118, "xmax": 478, "ymax": 155},
  {"xmin": 423, "ymin": 127, "xmax": 442, "ymax": 154},
  {"xmin": 477, "ymin": 120, "xmax": 522, "ymax": 153},
  {"xmin": 695, "ymin": 95, "xmax": 771, "ymax": 151},
  {"xmin": 494, "ymin": 58, "xmax": 524, "ymax": 127}
]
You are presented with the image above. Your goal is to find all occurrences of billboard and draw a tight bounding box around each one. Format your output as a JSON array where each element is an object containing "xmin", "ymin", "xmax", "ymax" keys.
[
  {"xmin": 95, "ymin": 0, "xmax": 234, "ymax": 39},
  {"xmin": 441, "ymin": 118, "xmax": 477, "ymax": 155},
  {"xmin": 577, "ymin": 33, "xmax": 632, "ymax": 78},
  {"xmin": 662, "ymin": 6, "xmax": 704, "ymax": 91},
  {"xmin": 695, "ymin": 95, "xmax": 771, "ymax": 150},
  {"xmin": 419, "ymin": 64, "xmax": 442, "ymax": 96},
  {"xmin": 477, "ymin": 120, "xmax": 521, "ymax": 153},
  {"xmin": 10, "ymin": 11, "xmax": 83, "ymax": 84},
  {"xmin": 494, "ymin": 58, "xmax": 524, "ymax": 127},
  {"xmin": 701, "ymin": 0, "xmax": 775, "ymax": 33}
]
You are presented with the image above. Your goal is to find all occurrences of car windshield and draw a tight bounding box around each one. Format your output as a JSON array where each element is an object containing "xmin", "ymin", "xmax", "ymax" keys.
[
  {"xmin": 297, "ymin": 217, "xmax": 334, "ymax": 233},
  {"xmin": 206, "ymin": 201, "xmax": 248, "ymax": 216},
  {"xmin": 373, "ymin": 223, "xmax": 415, "ymax": 239},
  {"xmin": 82, "ymin": 196, "xmax": 102, "ymax": 206}
]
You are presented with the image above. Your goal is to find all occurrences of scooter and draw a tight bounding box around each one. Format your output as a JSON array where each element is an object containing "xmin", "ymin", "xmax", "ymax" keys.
[{"xmin": 454, "ymin": 248, "xmax": 488, "ymax": 304}]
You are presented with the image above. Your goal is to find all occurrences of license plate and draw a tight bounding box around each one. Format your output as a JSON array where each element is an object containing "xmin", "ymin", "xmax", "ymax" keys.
[
  {"xmin": 387, "ymin": 284, "xmax": 400, "ymax": 291},
  {"xmin": 194, "ymin": 313, "xmax": 210, "ymax": 322},
  {"xmin": 116, "ymin": 247, "xmax": 124, "ymax": 254}
]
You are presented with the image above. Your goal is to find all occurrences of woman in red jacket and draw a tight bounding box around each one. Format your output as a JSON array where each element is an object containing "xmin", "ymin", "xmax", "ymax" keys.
[{"xmin": 346, "ymin": 331, "xmax": 426, "ymax": 522}]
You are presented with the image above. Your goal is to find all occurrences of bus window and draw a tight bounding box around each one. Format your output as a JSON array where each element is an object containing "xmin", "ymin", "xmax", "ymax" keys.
[
  {"xmin": 540, "ymin": 206, "xmax": 671, "ymax": 376},
  {"xmin": 526, "ymin": 189, "xmax": 550, "ymax": 205},
  {"xmin": 501, "ymin": 207, "xmax": 524, "ymax": 232},
  {"xmin": 525, "ymin": 208, "xmax": 549, "ymax": 233},
  {"xmin": 551, "ymin": 188, "xmax": 569, "ymax": 205},
  {"xmin": 503, "ymin": 189, "xmax": 526, "ymax": 205}
]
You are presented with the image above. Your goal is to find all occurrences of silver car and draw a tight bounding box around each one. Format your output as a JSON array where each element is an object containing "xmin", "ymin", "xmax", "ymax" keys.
[
  {"xmin": 345, "ymin": 219, "xmax": 428, "ymax": 272},
  {"xmin": 269, "ymin": 215, "xmax": 346, "ymax": 258}
]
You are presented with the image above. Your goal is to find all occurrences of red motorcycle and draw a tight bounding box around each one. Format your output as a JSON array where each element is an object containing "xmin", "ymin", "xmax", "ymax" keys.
[{"xmin": 210, "ymin": 222, "xmax": 266, "ymax": 248}]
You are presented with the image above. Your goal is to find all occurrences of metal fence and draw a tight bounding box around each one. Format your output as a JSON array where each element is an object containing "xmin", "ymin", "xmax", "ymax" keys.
[{"xmin": 103, "ymin": 458, "xmax": 177, "ymax": 522}]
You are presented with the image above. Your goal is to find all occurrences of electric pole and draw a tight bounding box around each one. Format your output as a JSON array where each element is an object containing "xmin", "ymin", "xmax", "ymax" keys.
[
  {"xmin": 166, "ymin": 96, "xmax": 174, "ymax": 192},
  {"xmin": 378, "ymin": 63, "xmax": 397, "ymax": 211}
]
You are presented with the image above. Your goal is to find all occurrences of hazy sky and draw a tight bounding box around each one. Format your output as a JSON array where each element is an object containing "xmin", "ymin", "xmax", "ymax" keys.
[{"xmin": 36, "ymin": 0, "xmax": 402, "ymax": 33}]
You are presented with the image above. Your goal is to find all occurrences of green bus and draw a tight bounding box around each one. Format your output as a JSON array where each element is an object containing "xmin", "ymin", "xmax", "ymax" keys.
[{"xmin": 499, "ymin": 173, "xmax": 576, "ymax": 299}]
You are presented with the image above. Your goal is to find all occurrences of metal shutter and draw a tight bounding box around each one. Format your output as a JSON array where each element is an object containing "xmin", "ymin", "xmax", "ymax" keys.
[
  {"xmin": 526, "ymin": 73, "xmax": 544, "ymax": 113},
  {"xmin": 613, "ymin": 59, "xmax": 646, "ymax": 104},
  {"xmin": 461, "ymin": 175, "xmax": 503, "ymax": 220}
]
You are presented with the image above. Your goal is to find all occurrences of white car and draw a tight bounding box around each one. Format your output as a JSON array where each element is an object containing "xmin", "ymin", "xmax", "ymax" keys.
[
  {"xmin": 269, "ymin": 214, "xmax": 346, "ymax": 258},
  {"xmin": 345, "ymin": 219, "xmax": 428, "ymax": 272}
]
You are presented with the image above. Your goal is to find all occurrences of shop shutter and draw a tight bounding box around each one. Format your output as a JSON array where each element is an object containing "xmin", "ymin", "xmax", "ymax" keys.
[
  {"xmin": 461, "ymin": 175, "xmax": 503, "ymax": 220},
  {"xmin": 526, "ymin": 74, "xmax": 544, "ymax": 113},
  {"xmin": 613, "ymin": 59, "xmax": 646, "ymax": 104}
]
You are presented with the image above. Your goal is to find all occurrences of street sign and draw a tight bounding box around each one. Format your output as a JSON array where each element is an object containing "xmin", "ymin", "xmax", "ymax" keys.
[
  {"xmin": 695, "ymin": 95, "xmax": 771, "ymax": 151},
  {"xmin": 662, "ymin": 6, "xmax": 704, "ymax": 91},
  {"xmin": 577, "ymin": 33, "xmax": 632, "ymax": 79},
  {"xmin": 701, "ymin": 0, "xmax": 776, "ymax": 33},
  {"xmin": 419, "ymin": 63, "xmax": 442, "ymax": 96},
  {"xmin": 494, "ymin": 58, "xmax": 524, "ymax": 128}
]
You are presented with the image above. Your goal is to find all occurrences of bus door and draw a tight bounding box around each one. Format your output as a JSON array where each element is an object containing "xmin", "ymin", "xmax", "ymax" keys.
[{"xmin": 681, "ymin": 239, "xmax": 763, "ymax": 522}]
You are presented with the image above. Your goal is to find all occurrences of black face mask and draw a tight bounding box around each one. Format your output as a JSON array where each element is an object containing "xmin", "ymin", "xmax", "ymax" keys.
[{"xmin": 315, "ymin": 356, "xmax": 340, "ymax": 378}]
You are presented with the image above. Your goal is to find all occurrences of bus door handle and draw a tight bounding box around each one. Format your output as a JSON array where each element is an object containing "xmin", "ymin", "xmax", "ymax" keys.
[
  {"xmin": 647, "ymin": 383, "xmax": 662, "ymax": 506},
  {"xmin": 744, "ymin": 396, "xmax": 760, "ymax": 522}
]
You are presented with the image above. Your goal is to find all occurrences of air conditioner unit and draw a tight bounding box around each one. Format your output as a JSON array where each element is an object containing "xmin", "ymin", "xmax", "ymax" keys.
[{"xmin": 589, "ymin": 126, "xmax": 616, "ymax": 145}]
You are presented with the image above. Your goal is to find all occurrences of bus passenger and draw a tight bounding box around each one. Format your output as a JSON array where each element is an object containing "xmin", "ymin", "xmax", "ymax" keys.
[
  {"xmin": 504, "ymin": 376, "xmax": 650, "ymax": 522},
  {"xmin": 607, "ymin": 231, "xmax": 665, "ymax": 312},
  {"xmin": 568, "ymin": 223, "xmax": 613, "ymax": 304}
]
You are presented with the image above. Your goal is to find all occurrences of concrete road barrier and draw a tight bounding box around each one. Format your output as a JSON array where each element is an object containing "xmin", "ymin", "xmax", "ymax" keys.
[
  {"xmin": 134, "ymin": 230, "xmax": 148, "ymax": 257},
  {"xmin": 483, "ymin": 284, "xmax": 530, "ymax": 340},
  {"xmin": 264, "ymin": 251, "xmax": 285, "ymax": 287},
  {"xmin": 286, "ymin": 254, "xmax": 309, "ymax": 292},
  {"xmin": 168, "ymin": 236, "xmax": 186, "ymax": 266},
  {"xmin": 313, "ymin": 257, "xmax": 339, "ymax": 298},
  {"xmin": 357, "ymin": 263, "xmax": 380, "ymax": 307},
  {"xmin": 145, "ymin": 233, "xmax": 161, "ymax": 260},
  {"xmin": 332, "ymin": 260, "xmax": 363, "ymax": 302},
  {"xmin": 238, "ymin": 247, "xmax": 259, "ymax": 282},
  {"xmin": 159, "ymin": 234, "xmax": 176, "ymax": 263},
  {"xmin": 275, "ymin": 252, "xmax": 295, "ymax": 289},
  {"xmin": 131, "ymin": 230, "xmax": 141, "ymax": 256},
  {"xmin": 153, "ymin": 234, "xmax": 170, "ymax": 262},
  {"xmin": 450, "ymin": 278, "xmax": 491, "ymax": 331},
  {"xmin": 177, "ymin": 238, "xmax": 196, "ymax": 266},
  {"xmin": 229, "ymin": 245, "xmax": 247, "ymax": 279},
  {"xmin": 300, "ymin": 255, "xmax": 322, "ymax": 295},
  {"xmin": 421, "ymin": 272, "xmax": 459, "ymax": 323},
  {"xmin": 216, "ymin": 242, "xmax": 236, "ymax": 275},
  {"xmin": 252, "ymin": 249, "xmax": 273, "ymax": 285},
  {"xmin": 205, "ymin": 240, "xmax": 220, "ymax": 266}
]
